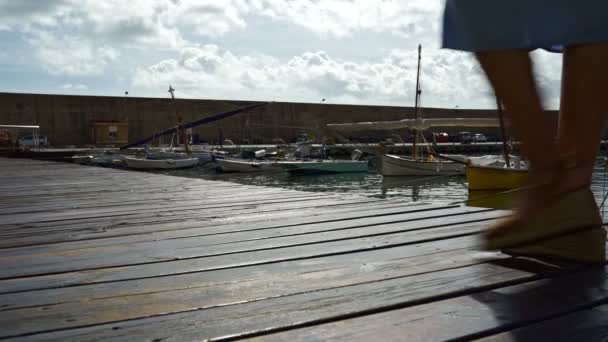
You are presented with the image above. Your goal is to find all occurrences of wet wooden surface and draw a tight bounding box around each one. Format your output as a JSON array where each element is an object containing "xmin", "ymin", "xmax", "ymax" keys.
[{"xmin": 0, "ymin": 157, "xmax": 606, "ymax": 341}]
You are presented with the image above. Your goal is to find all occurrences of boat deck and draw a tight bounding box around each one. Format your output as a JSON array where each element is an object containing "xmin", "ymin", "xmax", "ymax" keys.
[{"xmin": 0, "ymin": 157, "xmax": 606, "ymax": 341}]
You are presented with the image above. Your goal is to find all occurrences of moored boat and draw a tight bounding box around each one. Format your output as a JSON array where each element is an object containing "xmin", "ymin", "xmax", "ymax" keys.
[
  {"xmin": 216, "ymin": 158, "xmax": 282, "ymax": 173},
  {"xmin": 381, "ymin": 154, "xmax": 464, "ymax": 176},
  {"xmin": 466, "ymin": 164, "xmax": 528, "ymax": 191},
  {"xmin": 125, "ymin": 156, "xmax": 199, "ymax": 170},
  {"xmin": 73, "ymin": 152, "xmax": 128, "ymax": 168}
]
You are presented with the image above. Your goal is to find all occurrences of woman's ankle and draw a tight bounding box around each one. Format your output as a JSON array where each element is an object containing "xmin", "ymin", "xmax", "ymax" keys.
[{"xmin": 556, "ymin": 165, "xmax": 592, "ymax": 194}]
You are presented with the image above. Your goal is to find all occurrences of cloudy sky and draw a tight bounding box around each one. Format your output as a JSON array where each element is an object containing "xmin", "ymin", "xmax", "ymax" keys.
[{"xmin": 0, "ymin": 0, "xmax": 563, "ymax": 109}]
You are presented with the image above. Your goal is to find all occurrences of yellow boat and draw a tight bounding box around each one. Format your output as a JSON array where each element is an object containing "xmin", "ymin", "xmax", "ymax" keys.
[{"xmin": 466, "ymin": 164, "xmax": 528, "ymax": 191}]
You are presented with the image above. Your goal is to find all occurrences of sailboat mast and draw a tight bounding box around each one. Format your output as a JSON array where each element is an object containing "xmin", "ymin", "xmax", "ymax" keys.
[
  {"xmin": 496, "ymin": 97, "xmax": 510, "ymax": 167},
  {"xmin": 414, "ymin": 44, "xmax": 422, "ymax": 119},
  {"xmin": 168, "ymin": 85, "xmax": 191, "ymax": 154},
  {"xmin": 413, "ymin": 44, "xmax": 422, "ymax": 160}
]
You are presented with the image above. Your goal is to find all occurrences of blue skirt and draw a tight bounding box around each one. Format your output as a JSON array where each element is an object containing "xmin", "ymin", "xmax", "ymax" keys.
[{"xmin": 443, "ymin": 0, "xmax": 608, "ymax": 52}]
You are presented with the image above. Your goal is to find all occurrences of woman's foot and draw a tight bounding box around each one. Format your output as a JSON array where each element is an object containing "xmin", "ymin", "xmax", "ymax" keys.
[
  {"xmin": 494, "ymin": 162, "xmax": 606, "ymax": 264},
  {"xmin": 483, "ymin": 166, "xmax": 561, "ymax": 241},
  {"xmin": 482, "ymin": 184, "xmax": 602, "ymax": 251},
  {"xmin": 503, "ymin": 227, "xmax": 606, "ymax": 264}
]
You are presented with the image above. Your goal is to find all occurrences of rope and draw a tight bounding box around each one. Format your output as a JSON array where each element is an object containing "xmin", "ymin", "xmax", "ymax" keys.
[
  {"xmin": 448, "ymin": 182, "xmax": 541, "ymax": 206},
  {"xmin": 600, "ymin": 158, "xmax": 608, "ymax": 218}
]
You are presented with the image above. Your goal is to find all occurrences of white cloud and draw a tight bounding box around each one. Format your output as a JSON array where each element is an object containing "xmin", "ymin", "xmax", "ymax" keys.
[
  {"xmin": 27, "ymin": 30, "xmax": 119, "ymax": 76},
  {"xmin": 72, "ymin": 0, "xmax": 187, "ymax": 50},
  {"xmin": 0, "ymin": 0, "xmax": 446, "ymax": 79},
  {"xmin": 0, "ymin": 0, "xmax": 248, "ymax": 46},
  {"xmin": 61, "ymin": 83, "xmax": 88, "ymax": 90},
  {"xmin": 259, "ymin": 0, "xmax": 443, "ymax": 39},
  {"xmin": 132, "ymin": 44, "xmax": 492, "ymax": 107},
  {"xmin": 0, "ymin": 0, "xmax": 72, "ymax": 28},
  {"xmin": 0, "ymin": 0, "xmax": 566, "ymax": 109},
  {"xmin": 0, "ymin": 1, "xmax": 443, "ymax": 45},
  {"xmin": 175, "ymin": 1, "xmax": 252, "ymax": 37}
]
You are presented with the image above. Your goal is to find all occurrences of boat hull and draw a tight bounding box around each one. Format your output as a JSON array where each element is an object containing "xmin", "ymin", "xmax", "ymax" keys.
[
  {"xmin": 125, "ymin": 157, "xmax": 199, "ymax": 170},
  {"xmin": 281, "ymin": 160, "xmax": 368, "ymax": 175},
  {"xmin": 381, "ymin": 154, "xmax": 464, "ymax": 176},
  {"xmin": 466, "ymin": 164, "xmax": 529, "ymax": 191},
  {"xmin": 217, "ymin": 158, "xmax": 281, "ymax": 173}
]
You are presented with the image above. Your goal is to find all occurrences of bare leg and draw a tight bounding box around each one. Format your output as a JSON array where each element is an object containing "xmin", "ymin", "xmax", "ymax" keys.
[
  {"xmin": 476, "ymin": 50, "xmax": 559, "ymax": 193},
  {"xmin": 558, "ymin": 43, "xmax": 608, "ymax": 192},
  {"xmin": 475, "ymin": 48, "xmax": 607, "ymax": 258}
]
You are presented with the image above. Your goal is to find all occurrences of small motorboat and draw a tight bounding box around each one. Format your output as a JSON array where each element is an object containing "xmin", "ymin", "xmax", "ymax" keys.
[
  {"xmin": 216, "ymin": 158, "xmax": 282, "ymax": 173},
  {"xmin": 125, "ymin": 156, "xmax": 199, "ymax": 170},
  {"xmin": 73, "ymin": 152, "xmax": 128, "ymax": 168}
]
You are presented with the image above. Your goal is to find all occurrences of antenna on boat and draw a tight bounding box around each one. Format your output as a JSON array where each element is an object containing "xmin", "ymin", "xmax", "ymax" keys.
[
  {"xmin": 413, "ymin": 44, "xmax": 422, "ymax": 160},
  {"xmin": 168, "ymin": 85, "xmax": 191, "ymax": 155}
]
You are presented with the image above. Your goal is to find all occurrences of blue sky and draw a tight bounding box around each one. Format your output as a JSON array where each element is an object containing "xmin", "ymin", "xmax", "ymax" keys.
[{"xmin": 0, "ymin": 0, "xmax": 563, "ymax": 109}]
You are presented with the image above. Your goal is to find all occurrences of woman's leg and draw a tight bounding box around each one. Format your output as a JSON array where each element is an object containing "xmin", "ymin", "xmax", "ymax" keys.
[
  {"xmin": 476, "ymin": 50, "xmax": 559, "ymax": 192},
  {"xmin": 558, "ymin": 43, "xmax": 608, "ymax": 192},
  {"xmin": 476, "ymin": 47, "xmax": 607, "ymax": 258},
  {"xmin": 501, "ymin": 45, "xmax": 608, "ymax": 262}
]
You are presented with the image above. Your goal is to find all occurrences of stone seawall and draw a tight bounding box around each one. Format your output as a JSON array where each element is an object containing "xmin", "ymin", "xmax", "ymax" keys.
[{"xmin": 0, "ymin": 92, "xmax": 559, "ymax": 146}]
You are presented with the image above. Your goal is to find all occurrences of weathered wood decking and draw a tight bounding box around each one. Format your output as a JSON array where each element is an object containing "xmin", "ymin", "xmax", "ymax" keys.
[{"xmin": 0, "ymin": 157, "xmax": 606, "ymax": 341}]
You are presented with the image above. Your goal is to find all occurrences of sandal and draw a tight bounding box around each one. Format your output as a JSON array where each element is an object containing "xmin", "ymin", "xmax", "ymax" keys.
[
  {"xmin": 502, "ymin": 226, "xmax": 606, "ymax": 264},
  {"xmin": 481, "ymin": 187, "xmax": 602, "ymax": 251}
]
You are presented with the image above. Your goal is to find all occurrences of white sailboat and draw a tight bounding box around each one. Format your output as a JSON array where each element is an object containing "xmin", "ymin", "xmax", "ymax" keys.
[
  {"xmin": 381, "ymin": 154, "xmax": 464, "ymax": 176},
  {"xmin": 125, "ymin": 87, "xmax": 202, "ymax": 171},
  {"xmin": 327, "ymin": 44, "xmax": 498, "ymax": 177}
]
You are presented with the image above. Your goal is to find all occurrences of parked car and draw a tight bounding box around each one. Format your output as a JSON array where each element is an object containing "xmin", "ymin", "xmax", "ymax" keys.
[
  {"xmin": 473, "ymin": 133, "xmax": 488, "ymax": 143},
  {"xmin": 432, "ymin": 132, "xmax": 449, "ymax": 143},
  {"xmin": 18, "ymin": 135, "xmax": 49, "ymax": 147},
  {"xmin": 458, "ymin": 132, "xmax": 472, "ymax": 144}
]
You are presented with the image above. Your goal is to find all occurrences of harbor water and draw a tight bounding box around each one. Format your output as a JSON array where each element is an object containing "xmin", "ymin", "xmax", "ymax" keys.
[{"xmin": 157, "ymin": 158, "xmax": 608, "ymax": 219}]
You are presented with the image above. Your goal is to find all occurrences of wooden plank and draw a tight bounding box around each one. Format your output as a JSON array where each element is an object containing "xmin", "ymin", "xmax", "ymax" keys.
[
  {"xmin": 0, "ymin": 196, "xmax": 379, "ymax": 233},
  {"xmin": 0, "ymin": 201, "xmax": 422, "ymax": 249},
  {"xmin": 0, "ymin": 190, "xmax": 342, "ymax": 215},
  {"xmin": 0, "ymin": 191, "xmax": 372, "ymax": 217},
  {"xmin": 2, "ymin": 258, "xmax": 585, "ymax": 341},
  {"xmin": 0, "ymin": 220, "xmax": 493, "ymax": 294},
  {"xmin": 0, "ymin": 189, "xmax": 369, "ymax": 213},
  {"xmin": 0, "ymin": 200, "xmax": 408, "ymax": 247},
  {"xmin": 0, "ymin": 205, "xmax": 487, "ymax": 255},
  {"xmin": 0, "ymin": 200, "xmax": 413, "ymax": 243},
  {"xmin": 0, "ymin": 179, "xmax": 303, "ymax": 198},
  {"xmin": 0, "ymin": 209, "xmax": 503, "ymax": 279},
  {"xmin": 0, "ymin": 182, "xmax": 360, "ymax": 209},
  {"xmin": 0, "ymin": 236, "xmax": 489, "ymax": 313},
  {"xmin": 251, "ymin": 264, "xmax": 608, "ymax": 342},
  {"xmin": 0, "ymin": 177, "xmax": 294, "ymax": 199},
  {"xmin": 0, "ymin": 194, "xmax": 345, "ymax": 225}
]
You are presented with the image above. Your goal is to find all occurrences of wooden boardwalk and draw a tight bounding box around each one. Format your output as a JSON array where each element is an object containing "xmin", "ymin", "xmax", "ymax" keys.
[{"xmin": 0, "ymin": 157, "xmax": 606, "ymax": 341}]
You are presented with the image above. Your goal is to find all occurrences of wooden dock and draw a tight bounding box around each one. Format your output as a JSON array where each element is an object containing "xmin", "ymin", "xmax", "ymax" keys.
[{"xmin": 0, "ymin": 157, "xmax": 606, "ymax": 341}]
